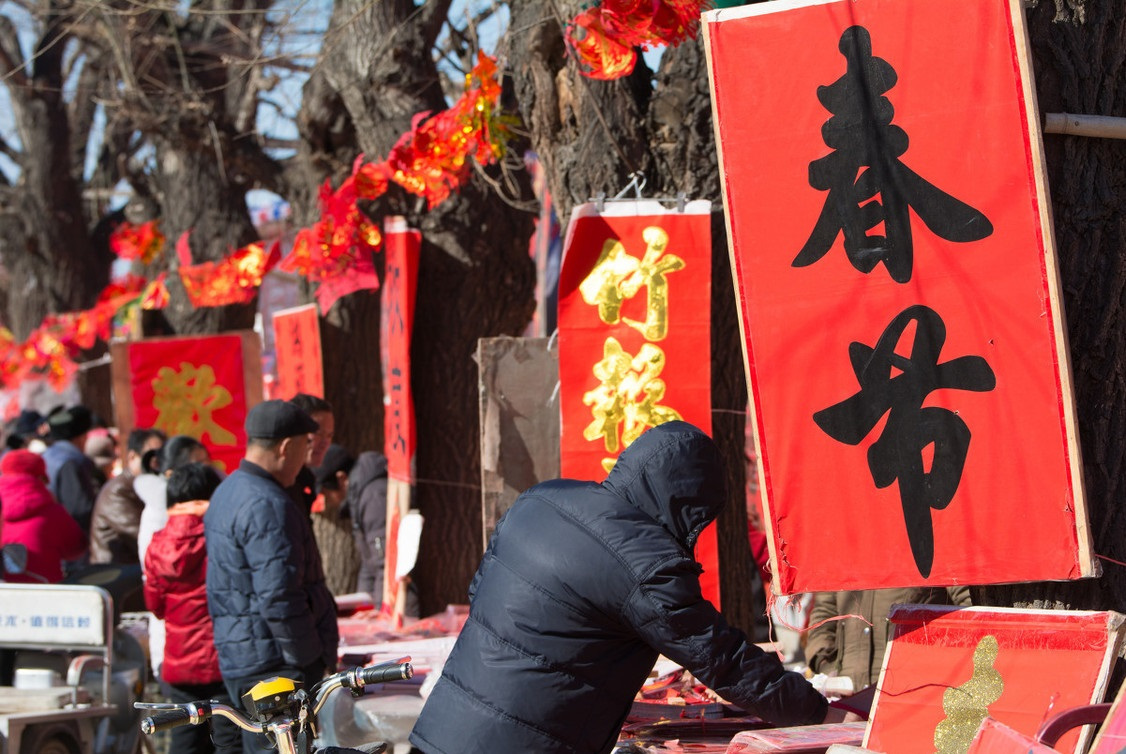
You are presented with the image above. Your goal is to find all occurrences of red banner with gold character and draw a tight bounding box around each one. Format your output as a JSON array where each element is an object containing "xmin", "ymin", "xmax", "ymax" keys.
[
  {"xmin": 113, "ymin": 332, "xmax": 262, "ymax": 473},
  {"xmin": 558, "ymin": 200, "xmax": 719, "ymax": 605},
  {"xmin": 704, "ymin": 0, "xmax": 1093, "ymax": 594},
  {"xmin": 866, "ymin": 606, "xmax": 1122, "ymax": 754},
  {"xmin": 272, "ymin": 304, "xmax": 324, "ymax": 400},
  {"xmin": 381, "ymin": 217, "xmax": 421, "ymax": 483}
]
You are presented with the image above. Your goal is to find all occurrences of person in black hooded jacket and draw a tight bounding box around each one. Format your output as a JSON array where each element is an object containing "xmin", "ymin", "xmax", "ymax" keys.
[
  {"xmin": 346, "ymin": 450, "xmax": 388, "ymax": 600},
  {"xmin": 410, "ymin": 421, "xmax": 836, "ymax": 754}
]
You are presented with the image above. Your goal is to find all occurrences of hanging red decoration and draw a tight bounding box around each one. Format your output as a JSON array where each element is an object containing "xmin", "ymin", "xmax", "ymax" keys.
[
  {"xmin": 178, "ymin": 233, "xmax": 281, "ymax": 308},
  {"xmin": 385, "ymin": 52, "xmax": 509, "ymax": 208},
  {"xmin": 109, "ymin": 219, "xmax": 165, "ymax": 264},
  {"xmin": 280, "ymin": 165, "xmax": 383, "ymax": 283},
  {"xmin": 565, "ymin": 1, "xmax": 712, "ymax": 80},
  {"xmin": 141, "ymin": 273, "xmax": 170, "ymax": 310}
]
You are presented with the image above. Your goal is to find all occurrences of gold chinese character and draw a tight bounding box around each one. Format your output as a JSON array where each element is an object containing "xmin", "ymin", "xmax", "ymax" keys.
[
  {"xmin": 583, "ymin": 337, "xmax": 683, "ymax": 470},
  {"xmin": 579, "ymin": 227, "xmax": 684, "ymax": 341},
  {"xmin": 933, "ymin": 635, "xmax": 1003, "ymax": 754},
  {"xmin": 151, "ymin": 362, "xmax": 237, "ymax": 446}
]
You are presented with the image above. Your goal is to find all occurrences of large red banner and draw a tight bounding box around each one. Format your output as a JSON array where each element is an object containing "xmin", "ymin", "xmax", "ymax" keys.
[
  {"xmin": 704, "ymin": 0, "xmax": 1093, "ymax": 594},
  {"xmin": 866, "ymin": 606, "xmax": 1123, "ymax": 754},
  {"xmin": 123, "ymin": 333, "xmax": 258, "ymax": 472},
  {"xmin": 272, "ymin": 304, "xmax": 324, "ymax": 401},
  {"xmin": 381, "ymin": 217, "xmax": 421, "ymax": 483},
  {"xmin": 558, "ymin": 200, "xmax": 719, "ymax": 605}
]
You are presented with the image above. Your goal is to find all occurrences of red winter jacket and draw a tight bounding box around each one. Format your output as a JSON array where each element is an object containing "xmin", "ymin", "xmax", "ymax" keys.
[
  {"xmin": 0, "ymin": 470, "xmax": 87, "ymax": 583},
  {"xmin": 143, "ymin": 501, "xmax": 221, "ymax": 685}
]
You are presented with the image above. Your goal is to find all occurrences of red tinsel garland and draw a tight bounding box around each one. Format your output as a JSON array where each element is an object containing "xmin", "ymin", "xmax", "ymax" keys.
[{"xmin": 565, "ymin": 1, "xmax": 712, "ymax": 80}]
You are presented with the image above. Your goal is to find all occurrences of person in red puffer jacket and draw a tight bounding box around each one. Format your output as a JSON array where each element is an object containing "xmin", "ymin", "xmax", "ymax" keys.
[
  {"xmin": 144, "ymin": 463, "xmax": 240, "ymax": 754},
  {"xmin": 0, "ymin": 449, "xmax": 86, "ymax": 582}
]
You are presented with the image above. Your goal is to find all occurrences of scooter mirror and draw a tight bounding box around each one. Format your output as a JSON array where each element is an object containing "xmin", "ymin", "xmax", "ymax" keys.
[{"xmin": 1, "ymin": 543, "xmax": 29, "ymax": 576}]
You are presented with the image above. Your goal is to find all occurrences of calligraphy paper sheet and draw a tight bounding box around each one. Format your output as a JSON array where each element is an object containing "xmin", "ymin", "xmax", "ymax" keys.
[
  {"xmin": 558, "ymin": 200, "xmax": 719, "ymax": 605},
  {"xmin": 703, "ymin": 0, "xmax": 1092, "ymax": 594},
  {"xmin": 865, "ymin": 606, "xmax": 1123, "ymax": 754}
]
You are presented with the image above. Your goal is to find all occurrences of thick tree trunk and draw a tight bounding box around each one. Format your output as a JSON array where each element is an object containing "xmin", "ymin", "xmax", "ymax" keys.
[
  {"xmin": 978, "ymin": 2, "xmax": 1126, "ymax": 614},
  {"xmin": 302, "ymin": 0, "xmax": 536, "ymax": 614},
  {"xmin": 507, "ymin": 1, "xmax": 761, "ymax": 635},
  {"xmin": 152, "ymin": 136, "xmax": 259, "ymax": 334},
  {"xmin": 0, "ymin": 10, "xmax": 112, "ymax": 340}
]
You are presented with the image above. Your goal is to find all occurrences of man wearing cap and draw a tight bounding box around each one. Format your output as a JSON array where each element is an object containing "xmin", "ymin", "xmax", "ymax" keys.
[
  {"xmin": 204, "ymin": 400, "xmax": 339, "ymax": 754},
  {"xmin": 41, "ymin": 405, "xmax": 97, "ymax": 535}
]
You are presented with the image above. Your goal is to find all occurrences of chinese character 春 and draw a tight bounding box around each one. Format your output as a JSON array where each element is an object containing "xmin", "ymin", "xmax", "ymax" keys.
[
  {"xmin": 151, "ymin": 362, "xmax": 237, "ymax": 445},
  {"xmin": 583, "ymin": 337, "xmax": 683, "ymax": 470},
  {"xmin": 580, "ymin": 227, "xmax": 684, "ymax": 341},
  {"xmin": 794, "ymin": 26, "xmax": 993, "ymax": 283},
  {"xmin": 812, "ymin": 305, "xmax": 996, "ymax": 576}
]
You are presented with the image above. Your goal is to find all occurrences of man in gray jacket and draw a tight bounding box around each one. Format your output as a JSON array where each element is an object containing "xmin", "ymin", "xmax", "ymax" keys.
[{"xmin": 205, "ymin": 400, "xmax": 339, "ymax": 754}]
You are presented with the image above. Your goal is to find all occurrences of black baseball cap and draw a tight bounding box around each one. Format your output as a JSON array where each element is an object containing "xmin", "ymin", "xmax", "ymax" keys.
[{"xmin": 244, "ymin": 399, "xmax": 319, "ymax": 440}]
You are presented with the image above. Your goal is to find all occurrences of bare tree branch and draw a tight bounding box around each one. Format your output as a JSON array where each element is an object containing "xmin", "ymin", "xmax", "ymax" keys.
[{"xmin": 0, "ymin": 14, "xmax": 30, "ymax": 91}]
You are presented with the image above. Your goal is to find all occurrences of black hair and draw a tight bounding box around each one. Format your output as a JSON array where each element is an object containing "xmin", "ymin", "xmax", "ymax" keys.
[
  {"xmin": 127, "ymin": 427, "xmax": 167, "ymax": 456},
  {"xmin": 160, "ymin": 435, "xmax": 208, "ymax": 473},
  {"xmin": 289, "ymin": 393, "xmax": 332, "ymax": 416},
  {"xmin": 166, "ymin": 462, "xmax": 222, "ymax": 507}
]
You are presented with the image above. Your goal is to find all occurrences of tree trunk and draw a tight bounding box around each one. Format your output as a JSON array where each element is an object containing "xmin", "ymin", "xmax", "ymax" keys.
[
  {"xmin": 303, "ymin": 0, "xmax": 537, "ymax": 614},
  {"xmin": 151, "ymin": 135, "xmax": 259, "ymax": 334},
  {"xmin": 507, "ymin": 1, "xmax": 761, "ymax": 635},
  {"xmin": 0, "ymin": 9, "xmax": 112, "ymax": 340},
  {"xmin": 978, "ymin": 2, "xmax": 1126, "ymax": 615}
]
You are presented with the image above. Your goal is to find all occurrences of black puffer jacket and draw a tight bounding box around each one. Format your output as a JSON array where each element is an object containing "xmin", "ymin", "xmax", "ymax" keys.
[
  {"xmin": 204, "ymin": 460, "xmax": 338, "ymax": 679},
  {"xmin": 410, "ymin": 422, "xmax": 826, "ymax": 754}
]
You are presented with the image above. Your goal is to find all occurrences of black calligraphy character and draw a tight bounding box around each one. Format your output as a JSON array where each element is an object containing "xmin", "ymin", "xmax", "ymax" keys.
[
  {"xmin": 795, "ymin": 26, "xmax": 994, "ymax": 283},
  {"xmin": 812, "ymin": 305, "xmax": 996, "ymax": 577},
  {"xmin": 388, "ymin": 367, "xmax": 407, "ymax": 455}
]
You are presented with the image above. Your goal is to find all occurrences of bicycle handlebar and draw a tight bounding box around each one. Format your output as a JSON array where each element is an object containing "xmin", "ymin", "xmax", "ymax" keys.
[
  {"xmin": 140, "ymin": 707, "xmax": 194, "ymax": 734},
  {"xmin": 135, "ymin": 662, "xmax": 414, "ymax": 737},
  {"xmin": 349, "ymin": 662, "xmax": 414, "ymax": 689}
]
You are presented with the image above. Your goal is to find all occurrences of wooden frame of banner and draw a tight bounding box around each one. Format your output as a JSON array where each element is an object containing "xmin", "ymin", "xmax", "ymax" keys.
[
  {"xmin": 702, "ymin": 0, "xmax": 1094, "ymax": 594},
  {"xmin": 109, "ymin": 330, "xmax": 263, "ymax": 447}
]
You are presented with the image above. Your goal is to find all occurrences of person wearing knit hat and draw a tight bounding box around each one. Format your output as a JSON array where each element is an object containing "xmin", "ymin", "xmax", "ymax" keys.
[{"xmin": 0, "ymin": 450, "xmax": 86, "ymax": 582}]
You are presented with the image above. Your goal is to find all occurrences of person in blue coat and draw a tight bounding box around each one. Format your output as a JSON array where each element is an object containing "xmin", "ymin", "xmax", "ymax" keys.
[
  {"xmin": 410, "ymin": 421, "xmax": 839, "ymax": 754},
  {"xmin": 204, "ymin": 400, "xmax": 339, "ymax": 754}
]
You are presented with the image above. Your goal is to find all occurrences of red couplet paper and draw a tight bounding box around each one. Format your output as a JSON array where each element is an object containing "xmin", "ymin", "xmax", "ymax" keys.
[
  {"xmin": 558, "ymin": 200, "xmax": 720, "ymax": 606},
  {"xmin": 865, "ymin": 606, "xmax": 1124, "ymax": 754},
  {"xmin": 703, "ymin": 0, "xmax": 1093, "ymax": 594},
  {"xmin": 126, "ymin": 334, "xmax": 254, "ymax": 472},
  {"xmin": 381, "ymin": 217, "xmax": 421, "ymax": 483},
  {"xmin": 272, "ymin": 304, "xmax": 324, "ymax": 401}
]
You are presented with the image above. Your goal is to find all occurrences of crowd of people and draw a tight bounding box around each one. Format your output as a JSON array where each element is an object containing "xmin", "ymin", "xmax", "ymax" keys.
[
  {"xmin": 0, "ymin": 396, "xmax": 390, "ymax": 754},
  {"xmin": 0, "ymin": 400, "xmax": 953, "ymax": 753}
]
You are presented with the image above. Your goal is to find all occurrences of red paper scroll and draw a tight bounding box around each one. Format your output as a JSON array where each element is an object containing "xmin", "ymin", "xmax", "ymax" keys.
[
  {"xmin": 272, "ymin": 304, "xmax": 324, "ymax": 400},
  {"xmin": 117, "ymin": 333, "xmax": 262, "ymax": 472},
  {"xmin": 703, "ymin": 0, "xmax": 1092, "ymax": 594},
  {"xmin": 865, "ymin": 606, "xmax": 1124, "ymax": 754},
  {"xmin": 381, "ymin": 217, "xmax": 421, "ymax": 483},
  {"xmin": 558, "ymin": 200, "xmax": 720, "ymax": 606}
]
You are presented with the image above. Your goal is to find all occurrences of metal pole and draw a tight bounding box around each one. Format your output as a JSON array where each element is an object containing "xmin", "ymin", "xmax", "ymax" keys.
[{"xmin": 1044, "ymin": 113, "xmax": 1126, "ymax": 140}]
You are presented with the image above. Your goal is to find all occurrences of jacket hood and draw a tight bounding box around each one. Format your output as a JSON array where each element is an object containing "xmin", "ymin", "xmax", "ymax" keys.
[
  {"xmin": 347, "ymin": 451, "xmax": 387, "ymax": 501},
  {"xmin": 602, "ymin": 421, "xmax": 726, "ymax": 549}
]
